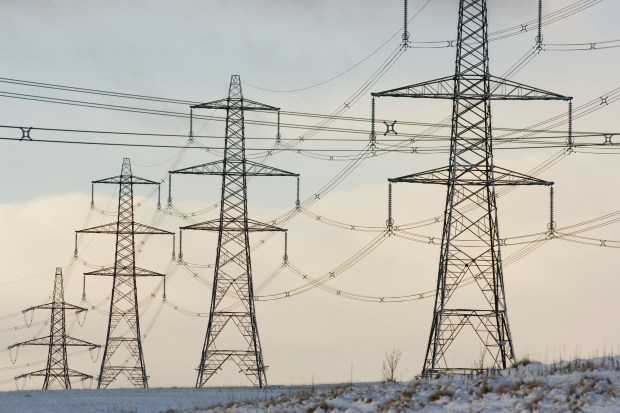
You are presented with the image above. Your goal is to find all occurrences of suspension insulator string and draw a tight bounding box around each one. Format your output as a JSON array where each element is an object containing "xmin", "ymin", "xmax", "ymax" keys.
[
  {"xmin": 283, "ymin": 232, "xmax": 289, "ymax": 264},
  {"xmin": 567, "ymin": 100, "xmax": 573, "ymax": 150},
  {"xmin": 276, "ymin": 111, "xmax": 281, "ymax": 145},
  {"xmin": 163, "ymin": 277, "xmax": 167, "ymax": 302},
  {"xmin": 167, "ymin": 174, "xmax": 173, "ymax": 206},
  {"xmin": 189, "ymin": 108, "xmax": 194, "ymax": 142},
  {"xmin": 370, "ymin": 97, "xmax": 377, "ymax": 151},
  {"xmin": 548, "ymin": 185, "xmax": 556, "ymax": 236},
  {"xmin": 172, "ymin": 234, "xmax": 176, "ymax": 260},
  {"xmin": 387, "ymin": 182, "xmax": 394, "ymax": 234},
  {"xmin": 536, "ymin": 0, "xmax": 543, "ymax": 51},
  {"xmin": 402, "ymin": 0, "xmax": 410, "ymax": 49},
  {"xmin": 82, "ymin": 275, "xmax": 86, "ymax": 301},
  {"xmin": 295, "ymin": 176, "xmax": 301, "ymax": 210},
  {"xmin": 178, "ymin": 231, "xmax": 183, "ymax": 261}
]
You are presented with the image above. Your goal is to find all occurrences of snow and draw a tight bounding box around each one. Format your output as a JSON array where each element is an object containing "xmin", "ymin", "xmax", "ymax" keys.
[{"xmin": 1, "ymin": 357, "xmax": 618, "ymax": 413}]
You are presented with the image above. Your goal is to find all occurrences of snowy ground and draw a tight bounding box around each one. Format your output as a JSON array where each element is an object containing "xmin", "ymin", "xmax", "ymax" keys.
[{"xmin": 1, "ymin": 357, "xmax": 618, "ymax": 413}]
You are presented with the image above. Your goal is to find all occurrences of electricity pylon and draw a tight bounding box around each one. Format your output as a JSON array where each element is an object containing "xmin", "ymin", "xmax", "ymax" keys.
[
  {"xmin": 76, "ymin": 158, "xmax": 174, "ymax": 388},
  {"xmin": 170, "ymin": 75, "xmax": 299, "ymax": 388},
  {"xmin": 9, "ymin": 267, "xmax": 99, "ymax": 390},
  {"xmin": 373, "ymin": 0, "xmax": 571, "ymax": 376}
]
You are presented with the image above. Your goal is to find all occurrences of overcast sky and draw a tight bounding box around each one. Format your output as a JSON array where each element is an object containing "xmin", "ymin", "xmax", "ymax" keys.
[{"xmin": 0, "ymin": 0, "xmax": 619, "ymax": 390}]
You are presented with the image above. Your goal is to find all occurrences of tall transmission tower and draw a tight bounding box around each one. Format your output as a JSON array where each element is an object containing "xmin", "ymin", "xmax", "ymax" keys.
[
  {"xmin": 373, "ymin": 0, "xmax": 571, "ymax": 376},
  {"xmin": 169, "ymin": 75, "xmax": 299, "ymax": 388},
  {"xmin": 76, "ymin": 158, "xmax": 174, "ymax": 388},
  {"xmin": 9, "ymin": 267, "xmax": 99, "ymax": 390}
]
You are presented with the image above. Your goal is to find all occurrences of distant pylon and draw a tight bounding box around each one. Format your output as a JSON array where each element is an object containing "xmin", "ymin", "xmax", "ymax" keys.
[
  {"xmin": 9, "ymin": 267, "xmax": 99, "ymax": 390},
  {"xmin": 170, "ymin": 75, "xmax": 299, "ymax": 388},
  {"xmin": 373, "ymin": 0, "xmax": 572, "ymax": 376},
  {"xmin": 76, "ymin": 158, "xmax": 174, "ymax": 388}
]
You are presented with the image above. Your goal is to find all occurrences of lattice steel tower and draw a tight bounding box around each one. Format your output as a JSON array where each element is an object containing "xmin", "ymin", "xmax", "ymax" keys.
[
  {"xmin": 170, "ymin": 75, "xmax": 298, "ymax": 388},
  {"xmin": 76, "ymin": 158, "xmax": 173, "ymax": 388},
  {"xmin": 9, "ymin": 267, "xmax": 99, "ymax": 389},
  {"xmin": 373, "ymin": 0, "xmax": 571, "ymax": 375}
]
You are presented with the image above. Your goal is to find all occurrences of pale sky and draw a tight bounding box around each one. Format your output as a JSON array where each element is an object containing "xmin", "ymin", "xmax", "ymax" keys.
[{"xmin": 0, "ymin": 0, "xmax": 619, "ymax": 390}]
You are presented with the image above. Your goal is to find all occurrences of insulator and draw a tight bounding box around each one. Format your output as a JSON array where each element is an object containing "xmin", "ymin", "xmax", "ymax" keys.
[
  {"xmin": 386, "ymin": 182, "xmax": 394, "ymax": 232},
  {"xmin": 548, "ymin": 186, "xmax": 556, "ymax": 233},
  {"xmin": 82, "ymin": 275, "xmax": 86, "ymax": 300},
  {"xmin": 283, "ymin": 232, "xmax": 289, "ymax": 263},
  {"xmin": 189, "ymin": 108, "xmax": 194, "ymax": 142},
  {"xmin": 91, "ymin": 183, "xmax": 95, "ymax": 208},
  {"xmin": 536, "ymin": 0, "xmax": 543, "ymax": 50},
  {"xmin": 167, "ymin": 175, "xmax": 173, "ymax": 206},
  {"xmin": 568, "ymin": 100, "xmax": 573, "ymax": 148},
  {"xmin": 370, "ymin": 97, "xmax": 377, "ymax": 148},
  {"xmin": 172, "ymin": 235, "xmax": 176, "ymax": 260},
  {"xmin": 402, "ymin": 0, "xmax": 410, "ymax": 48},
  {"xmin": 276, "ymin": 111, "xmax": 281, "ymax": 145},
  {"xmin": 295, "ymin": 176, "xmax": 301, "ymax": 210},
  {"xmin": 178, "ymin": 231, "xmax": 183, "ymax": 261}
]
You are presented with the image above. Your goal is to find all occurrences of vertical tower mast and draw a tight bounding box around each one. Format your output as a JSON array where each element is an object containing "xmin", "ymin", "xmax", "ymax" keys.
[
  {"xmin": 373, "ymin": 0, "xmax": 571, "ymax": 375},
  {"xmin": 76, "ymin": 158, "xmax": 174, "ymax": 388},
  {"xmin": 170, "ymin": 75, "xmax": 299, "ymax": 388},
  {"xmin": 10, "ymin": 267, "xmax": 99, "ymax": 390}
]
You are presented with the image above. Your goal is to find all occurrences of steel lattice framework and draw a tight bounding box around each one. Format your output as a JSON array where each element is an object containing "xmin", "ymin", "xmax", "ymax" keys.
[
  {"xmin": 76, "ymin": 158, "xmax": 173, "ymax": 388},
  {"xmin": 373, "ymin": 0, "xmax": 571, "ymax": 376},
  {"xmin": 10, "ymin": 267, "xmax": 99, "ymax": 390},
  {"xmin": 170, "ymin": 75, "xmax": 298, "ymax": 388}
]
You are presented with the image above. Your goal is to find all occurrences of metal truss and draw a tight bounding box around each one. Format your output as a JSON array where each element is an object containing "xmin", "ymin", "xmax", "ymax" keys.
[
  {"xmin": 170, "ymin": 75, "xmax": 299, "ymax": 388},
  {"xmin": 373, "ymin": 0, "xmax": 571, "ymax": 377},
  {"xmin": 10, "ymin": 267, "xmax": 99, "ymax": 390},
  {"xmin": 76, "ymin": 158, "xmax": 174, "ymax": 388}
]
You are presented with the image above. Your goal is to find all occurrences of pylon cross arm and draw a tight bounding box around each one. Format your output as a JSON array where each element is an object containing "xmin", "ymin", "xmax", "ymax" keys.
[
  {"xmin": 11, "ymin": 336, "xmax": 52, "ymax": 347},
  {"xmin": 76, "ymin": 222, "xmax": 173, "ymax": 235},
  {"xmin": 29, "ymin": 302, "xmax": 87, "ymax": 312},
  {"xmin": 487, "ymin": 76, "xmax": 571, "ymax": 101},
  {"xmin": 170, "ymin": 160, "xmax": 225, "ymax": 175},
  {"xmin": 389, "ymin": 165, "xmax": 553, "ymax": 186},
  {"xmin": 65, "ymin": 337, "xmax": 100, "ymax": 348},
  {"xmin": 191, "ymin": 98, "xmax": 279, "ymax": 112},
  {"xmin": 181, "ymin": 218, "xmax": 287, "ymax": 232},
  {"xmin": 85, "ymin": 266, "xmax": 165, "ymax": 277},
  {"xmin": 373, "ymin": 75, "xmax": 455, "ymax": 99},
  {"xmin": 372, "ymin": 75, "xmax": 571, "ymax": 101},
  {"xmin": 92, "ymin": 175, "xmax": 159, "ymax": 185},
  {"xmin": 245, "ymin": 160, "xmax": 298, "ymax": 177}
]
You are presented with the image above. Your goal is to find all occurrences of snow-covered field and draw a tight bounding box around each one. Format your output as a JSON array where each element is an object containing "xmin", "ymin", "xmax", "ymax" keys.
[{"xmin": 1, "ymin": 357, "xmax": 618, "ymax": 413}]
